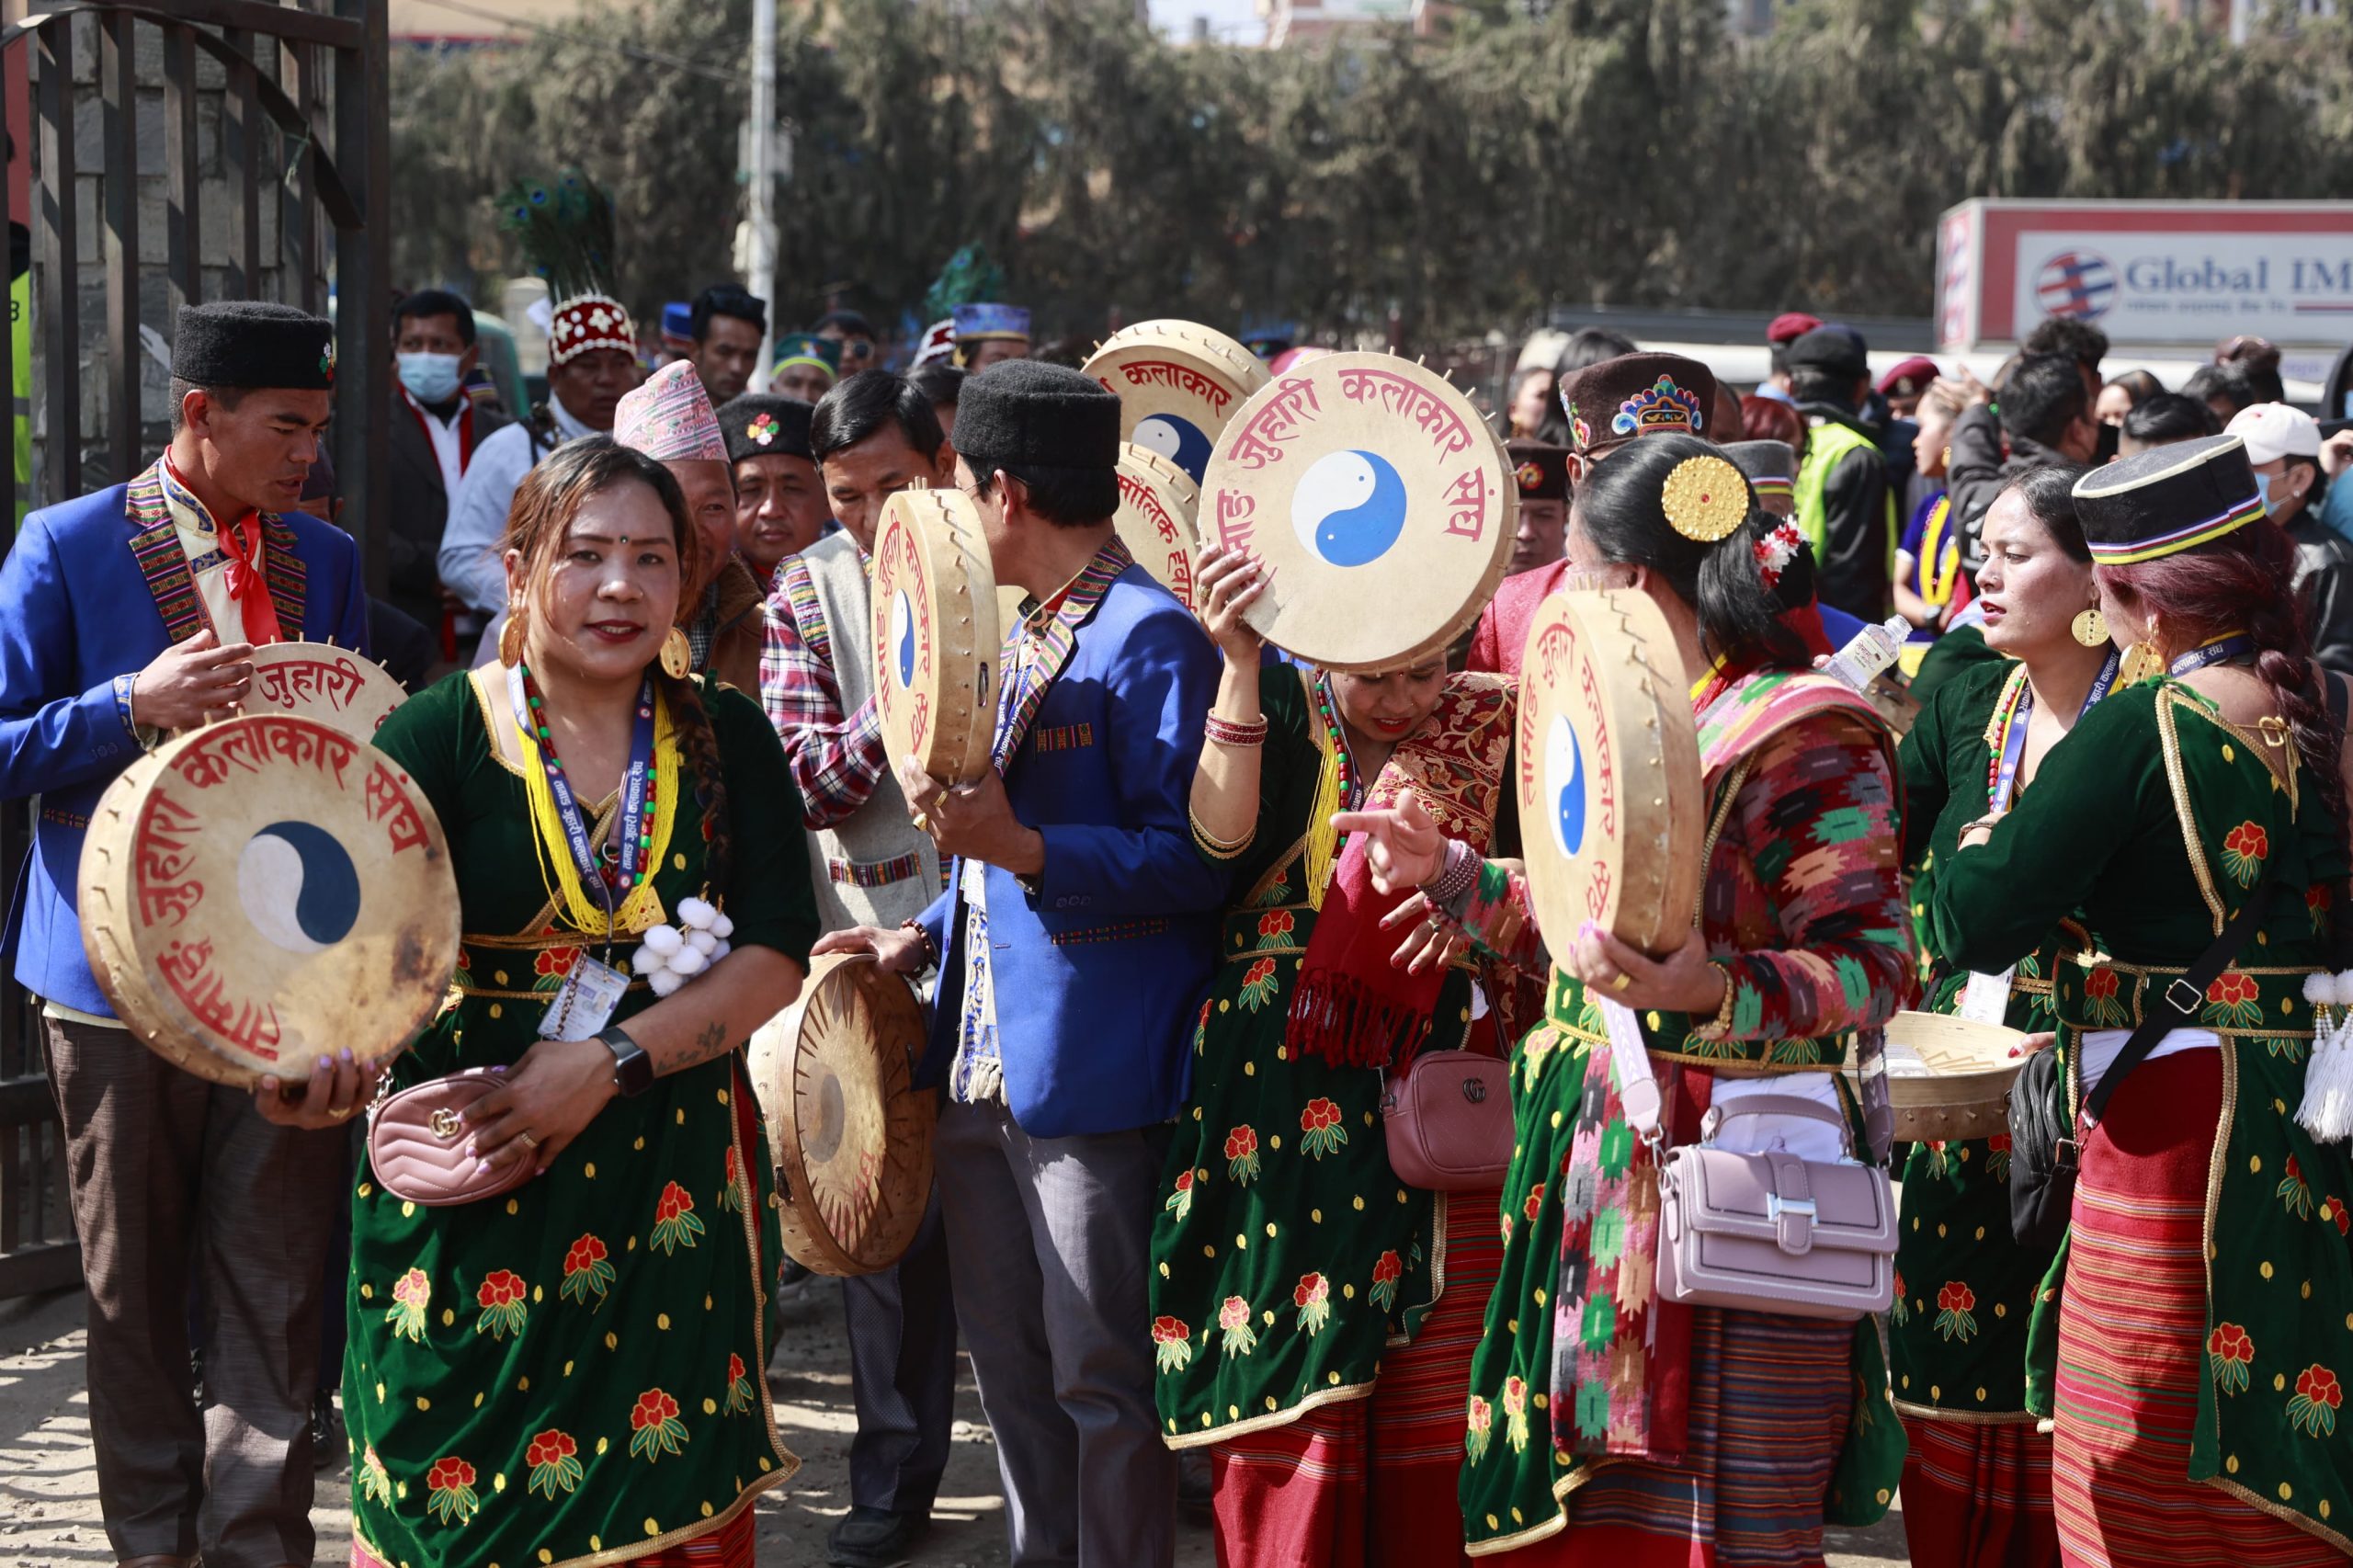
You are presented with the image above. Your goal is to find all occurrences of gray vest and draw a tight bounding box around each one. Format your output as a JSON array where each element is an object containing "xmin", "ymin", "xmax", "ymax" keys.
[{"xmin": 799, "ymin": 531, "xmax": 944, "ymax": 933}]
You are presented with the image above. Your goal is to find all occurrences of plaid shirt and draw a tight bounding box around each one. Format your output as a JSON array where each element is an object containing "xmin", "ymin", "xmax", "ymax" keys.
[{"xmin": 756, "ymin": 555, "xmax": 889, "ymax": 829}]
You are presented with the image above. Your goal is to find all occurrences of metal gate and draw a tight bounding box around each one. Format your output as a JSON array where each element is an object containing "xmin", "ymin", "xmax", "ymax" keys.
[{"xmin": 0, "ymin": 0, "xmax": 389, "ymax": 1299}]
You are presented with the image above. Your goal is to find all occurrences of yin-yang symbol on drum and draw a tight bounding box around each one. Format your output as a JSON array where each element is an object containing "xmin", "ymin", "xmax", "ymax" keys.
[
  {"xmin": 237, "ymin": 820, "xmax": 362, "ymax": 955},
  {"xmin": 1545, "ymin": 713, "xmax": 1586, "ymax": 859},
  {"xmin": 890, "ymin": 588, "xmax": 916, "ymax": 687},
  {"xmin": 1291, "ymin": 449, "xmax": 1408, "ymax": 569},
  {"xmin": 1134, "ymin": 413, "xmax": 1213, "ymax": 483}
]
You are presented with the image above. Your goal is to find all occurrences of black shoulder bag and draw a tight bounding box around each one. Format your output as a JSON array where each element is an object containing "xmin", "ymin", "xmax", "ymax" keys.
[{"xmin": 2008, "ymin": 880, "xmax": 2277, "ymax": 1249}]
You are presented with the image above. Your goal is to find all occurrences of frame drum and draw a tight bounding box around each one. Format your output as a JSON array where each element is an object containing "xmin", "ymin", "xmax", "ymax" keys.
[
  {"xmin": 1082, "ymin": 320, "xmax": 1269, "ymax": 486},
  {"xmin": 77, "ymin": 712, "xmax": 459, "ymax": 1086},
  {"xmin": 238, "ymin": 641, "xmax": 407, "ymax": 741},
  {"xmin": 1114, "ymin": 443, "xmax": 1202, "ymax": 611},
  {"xmin": 871, "ymin": 486, "xmax": 1000, "ymax": 785},
  {"xmin": 747, "ymin": 953, "xmax": 938, "ymax": 1276}
]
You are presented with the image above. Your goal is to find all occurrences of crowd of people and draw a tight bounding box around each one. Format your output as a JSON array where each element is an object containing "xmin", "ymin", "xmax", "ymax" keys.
[{"xmin": 6, "ymin": 248, "xmax": 2353, "ymax": 1568}]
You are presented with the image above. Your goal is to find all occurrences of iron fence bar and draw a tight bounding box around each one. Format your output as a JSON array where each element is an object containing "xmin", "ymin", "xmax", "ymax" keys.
[
  {"xmin": 35, "ymin": 17, "xmax": 76, "ymax": 506},
  {"xmin": 335, "ymin": 0, "xmax": 389, "ymax": 598},
  {"xmin": 222, "ymin": 26, "xmax": 258, "ymax": 297},
  {"xmin": 99, "ymin": 7, "xmax": 138, "ymax": 483},
  {"xmin": 164, "ymin": 22, "xmax": 200, "ymax": 321}
]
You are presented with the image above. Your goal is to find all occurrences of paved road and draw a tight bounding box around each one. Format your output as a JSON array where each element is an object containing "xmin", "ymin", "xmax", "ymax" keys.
[{"xmin": 2, "ymin": 1283, "xmax": 1910, "ymax": 1565}]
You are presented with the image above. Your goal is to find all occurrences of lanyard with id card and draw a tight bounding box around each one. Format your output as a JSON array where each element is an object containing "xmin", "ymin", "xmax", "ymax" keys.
[{"xmin": 509, "ymin": 665, "xmax": 657, "ymax": 1043}]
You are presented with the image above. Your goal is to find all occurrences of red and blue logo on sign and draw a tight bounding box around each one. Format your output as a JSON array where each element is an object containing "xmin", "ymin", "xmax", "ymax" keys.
[{"xmin": 2035, "ymin": 249, "xmax": 2117, "ymax": 321}]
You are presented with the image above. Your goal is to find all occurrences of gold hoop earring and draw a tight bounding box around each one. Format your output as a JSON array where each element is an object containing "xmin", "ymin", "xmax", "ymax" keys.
[
  {"xmin": 2071, "ymin": 608, "xmax": 2109, "ymax": 647},
  {"xmin": 659, "ymin": 626, "xmax": 692, "ymax": 680},
  {"xmin": 497, "ymin": 610, "xmax": 525, "ymax": 667}
]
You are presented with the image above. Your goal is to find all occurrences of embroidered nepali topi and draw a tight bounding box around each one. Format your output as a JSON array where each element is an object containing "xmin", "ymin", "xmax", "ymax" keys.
[
  {"xmin": 911, "ymin": 319, "xmax": 958, "ymax": 368},
  {"xmin": 496, "ymin": 170, "xmax": 636, "ymax": 367},
  {"xmin": 1506, "ymin": 438, "xmax": 1570, "ymax": 501},
  {"xmin": 613, "ymin": 360, "xmax": 726, "ymax": 463},
  {"xmin": 952, "ymin": 302, "xmax": 1030, "ymax": 344},
  {"xmin": 172, "ymin": 301, "xmax": 337, "ymax": 391},
  {"xmin": 1555, "ymin": 351, "xmax": 1718, "ymax": 459},
  {"xmin": 2073, "ymin": 434, "xmax": 2266, "ymax": 565},
  {"xmin": 955, "ymin": 360, "xmax": 1120, "ymax": 471},
  {"xmin": 1784, "ymin": 324, "xmax": 1870, "ymax": 381},
  {"xmin": 717, "ymin": 393, "xmax": 814, "ymax": 464},
  {"xmin": 1720, "ymin": 439, "xmax": 1797, "ymax": 503}
]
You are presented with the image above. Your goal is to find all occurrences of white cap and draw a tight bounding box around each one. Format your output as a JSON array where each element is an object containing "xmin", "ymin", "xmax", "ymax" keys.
[{"xmin": 2226, "ymin": 403, "xmax": 2321, "ymax": 465}]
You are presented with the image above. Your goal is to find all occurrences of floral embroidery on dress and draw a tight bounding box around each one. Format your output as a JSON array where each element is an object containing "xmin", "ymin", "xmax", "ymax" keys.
[
  {"xmin": 2320, "ymin": 1196, "xmax": 2352, "ymax": 1236},
  {"xmin": 2082, "ymin": 965, "xmax": 2130, "ymax": 1028},
  {"xmin": 526, "ymin": 1428, "xmax": 583, "ymax": 1498},
  {"xmin": 2219, "ymin": 820, "xmax": 2269, "ymax": 887},
  {"xmin": 1218, "ymin": 1294, "xmax": 1258, "ymax": 1357},
  {"xmin": 1465, "ymin": 1392, "xmax": 1493, "ymax": 1461},
  {"xmin": 560, "ymin": 1233, "xmax": 614, "ymax": 1307},
  {"xmin": 2278, "ymin": 1154, "xmax": 2315, "ymax": 1220},
  {"xmin": 1153, "ymin": 1314, "xmax": 1194, "ymax": 1372},
  {"xmin": 2202, "ymin": 971, "xmax": 2265, "ymax": 1030},
  {"xmin": 1238, "ymin": 957, "xmax": 1281, "ymax": 1012},
  {"xmin": 1369, "ymin": 1249, "xmax": 1404, "ymax": 1312},
  {"xmin": 1298, "ymin": 1098, "xmax": 1349, "ymax": 1159},
  {"xmin": 1933, "ymin": 1280, "xmax": 1978, "ymax": 1343},
  {"xmin": 1165, "ymin": 1169, "xmax": 1195, "ymax": 1223},
  {"xmin": 651, "ymin": 1180, "xmax": 706, "ymax": 1255},
  {"xmin": 1984, "ymin": 1132, "xmax": 2013, "ymax": 1183},
  {"xmin": 2288, "ymin": 1365, "xmax": 2342, "ymax": 1437},
  {"xmin": 532, "ymin": 944, "xmax": 581, "ymax": 994},
  {"xmin": 1256, "ymin": 910, "xmax": 1297, "ymax": 949},
  {"xmin": 718, "ymin": 1145, "xmax": 745, "ymax": 1213},
  {"xmin": 386, "ymin": 1267, "xmax": 430, "ymax": 1343},
  {"xmin": 1523, "ymin": 1183, "xmax": 1546, "ymax": 1223},
  {"xmin": 725, "ymin": 1352, "xmax": 757, "ymax": 1415},
  {"xmin": 1224, "ymin": 1125, "xmax": 1261, "ymax": 1185},
  {"xmin": 2209, "ymin": 1323, "xmax": 2256, "ymax": 1394},
  {"xmin": 425, "ymin": 1456, "xmax": 480, "ymax": 1526},
  {"xmin": 1502, "ymin": 1375, "xmax": 1530, "ymax": 1453},
  {"xmin": 358, "ymin": 1445, "xmax": 392, "ymax": 1506},
  {"xmin": 1890, "ymin": 1268, "xmax": 1911, "ymax": 1326},
  {"xmin": 628, "ymin": 1388, "xmax": 689, "ymax": 1460},
  {"xmin": 473, "ymin": 1269, "xmax": 528, "ymax": 1340},
  {"xmin": 1293, "ymin": 1272, "xmax": 1332, "ymax": 1335}
]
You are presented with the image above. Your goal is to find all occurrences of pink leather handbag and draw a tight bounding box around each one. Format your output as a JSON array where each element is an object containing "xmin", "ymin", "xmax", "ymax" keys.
[
  {"xmin": 1655, "ymin": 1094, "xmax": 1896, "ymax": 1322},
  {"xmin": 368, "ymin": 1069, "xmax": 537, "ymax": 1208},
  {"xmin": 1380, "ymin": 1049, "xmax": 1512, "ymax": 1191}
]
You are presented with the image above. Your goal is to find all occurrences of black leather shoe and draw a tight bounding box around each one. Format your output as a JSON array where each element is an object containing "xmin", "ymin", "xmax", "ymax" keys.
[
  {"xmin": 827, "ymin": 1505, "xmax": 927, "ymax": 1568},
  {"xmin": 310, "ymin": 1388, "xmax": 343, "ymax": 1471}
]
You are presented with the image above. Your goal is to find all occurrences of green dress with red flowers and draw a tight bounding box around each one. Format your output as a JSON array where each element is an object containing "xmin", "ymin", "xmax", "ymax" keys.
[
  {"xmin": 1149, "ymin": 667, "xmax": 1502, "ymax": 1448},
  {"xmin": 346, "ymin": 670, "xmax": 816, "ymax": 1568},
  {"xmin": 1891, "ymin": 657, "xmax": 2072, "ymax": 1426}
]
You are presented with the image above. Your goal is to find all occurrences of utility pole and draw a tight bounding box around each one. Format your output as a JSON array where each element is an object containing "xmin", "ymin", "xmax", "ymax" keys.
[{"xmin": 746, "ymin": 0, "xmax": 779, "ymax": 391}]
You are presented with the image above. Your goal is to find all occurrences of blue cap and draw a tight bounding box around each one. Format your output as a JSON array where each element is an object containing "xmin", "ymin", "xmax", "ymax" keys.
[
  {"xmin": 661, "ymin": 301, "xmax": 693, "ymax": 341},
  {"xmin": 951, "ymin": 302, "xmax": 1030, "ymax": 342}
]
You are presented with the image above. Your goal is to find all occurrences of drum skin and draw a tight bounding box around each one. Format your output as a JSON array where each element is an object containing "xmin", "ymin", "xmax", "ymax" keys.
[
  {"xmin": 870, "ymin": 486, "xmax": 1000, "ymax": 785},
  {"xmin": 1199, "ymin": 352, "xmax": 1513, "ymax": 672},
  {"xmin": 746, "ymin": 953, "xmax": 938, "ymax": 1277},
  {"xmin": 1113, "ymin": 443, "xmax": 1202, "ymax": 612},
  {"xmin": 1873, "ymin": 1010, "xmax": 2028, "ymax": 1143},
  {"xmin": 1082, "ymin": 320, "xmax": 1268, "ymax": 487},
  {"xmin": 236, "ymin": 641, "xmax": 406, "ymax": 742},
  {"xmin": 1516, "ymin": 588, "xmax": 1705, "ymax": 958},
  {"xmin": 77, "ymin": 712, "xmax": 459, "ymax": 1086}
]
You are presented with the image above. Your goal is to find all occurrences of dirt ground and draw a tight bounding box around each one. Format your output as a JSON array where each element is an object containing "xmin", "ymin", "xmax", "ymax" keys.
[{"xmin": 1, "ymin": 1280, "xmax": 1911, "ymax": 1565}]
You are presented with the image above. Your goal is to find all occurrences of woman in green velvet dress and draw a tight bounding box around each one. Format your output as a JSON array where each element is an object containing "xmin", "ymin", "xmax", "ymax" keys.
[
  {"xmin": 1152, "ymin": 541, "xmax": 1529, "ymax": 1567},
  {"xmin": 1928, "ymin": 436, "xmax": 2353, "ymax": 1564},
  {"xmin": 1893, "ymin": 467, "xmax": 2109, "ymax": 1568},
  {"xmin": 261, "ymin": 438, "xmax": 816, "ymax": 1568}
]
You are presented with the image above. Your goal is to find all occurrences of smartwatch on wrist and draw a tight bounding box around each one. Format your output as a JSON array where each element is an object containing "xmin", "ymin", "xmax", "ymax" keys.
[{"xmin": 597, "ymin": 1025, "xmax": 655, "ymax": 1097}]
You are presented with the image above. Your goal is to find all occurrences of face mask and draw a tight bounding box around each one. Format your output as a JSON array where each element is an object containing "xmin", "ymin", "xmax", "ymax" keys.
[
  {"xmin": 2256, "ymin": 472, "xmax": 2279, "ymax": 514},
  {"xmin": 397, "ymin": 350, "xmax": 462, "ymax": 404}
]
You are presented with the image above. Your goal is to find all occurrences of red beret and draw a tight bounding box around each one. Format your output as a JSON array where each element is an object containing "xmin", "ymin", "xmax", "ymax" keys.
[
  {"xmin": 1876, "ymin": 356, "xmax": 1940, "ymax": 398},
  {"xmin": 1766, "ymin": 312, "xmax": 1823, "ymax": 347}
]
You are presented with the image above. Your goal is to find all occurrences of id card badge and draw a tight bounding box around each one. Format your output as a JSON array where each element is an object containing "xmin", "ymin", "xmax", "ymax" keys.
[
  {"xmin": 539, "ymin": 954, "xmax": 631, "ymax": 1041},
  {"xmin": 1957, "ymin": 967, "xmax": 2016, "ymax": 1027}
]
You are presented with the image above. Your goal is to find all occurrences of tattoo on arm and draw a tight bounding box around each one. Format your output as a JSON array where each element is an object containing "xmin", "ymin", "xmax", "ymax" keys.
[{"xmin": 654, "ymin": 1018, "xmax": 734, "ymax": 1074}]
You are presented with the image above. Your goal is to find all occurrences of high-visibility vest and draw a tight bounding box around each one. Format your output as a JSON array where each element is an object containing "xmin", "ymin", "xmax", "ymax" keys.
[{"xmin": 1794, "ymin": 416, "xmax": 1896, "ymax": 583}]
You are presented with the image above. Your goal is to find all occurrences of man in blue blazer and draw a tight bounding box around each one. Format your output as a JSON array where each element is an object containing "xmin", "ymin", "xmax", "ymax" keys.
[
  {"xmin": 819, "ymin": 361, "xmax": 1222, "ymax": 1568},
  {"xmin": 0, "ymin": 301, "xmax": 367, "ymax": 1568}
]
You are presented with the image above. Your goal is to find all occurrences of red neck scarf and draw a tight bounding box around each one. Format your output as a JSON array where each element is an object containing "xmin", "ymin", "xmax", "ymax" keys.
[{"xmin": 164, "ymin": 454, "xmax": 283, "ymax": 645}]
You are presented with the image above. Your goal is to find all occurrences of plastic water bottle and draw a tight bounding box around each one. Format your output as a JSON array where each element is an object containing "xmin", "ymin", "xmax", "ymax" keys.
[{"xmin": 1820, "ymin": 614, "xmax": 1909, "ymax": 693}]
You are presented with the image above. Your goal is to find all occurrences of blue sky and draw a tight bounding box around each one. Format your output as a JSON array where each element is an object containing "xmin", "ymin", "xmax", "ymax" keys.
[{"xmin": 1149, "ymin": 0, "xmax": 1267, "ymax": 45}]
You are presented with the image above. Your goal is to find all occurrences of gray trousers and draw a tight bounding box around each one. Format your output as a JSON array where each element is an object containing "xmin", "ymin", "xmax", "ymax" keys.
[
  {"xmin": 45, "ymin": 1017, "xmax": 341, "ymax": 1568},
  {"xmin": 935, "ymin": 1098, "xmax": 1176, "ymax": 1568},
  {"xmin": 841, "ymin": 1188, "xmax": 957, "ymax": 1513}
]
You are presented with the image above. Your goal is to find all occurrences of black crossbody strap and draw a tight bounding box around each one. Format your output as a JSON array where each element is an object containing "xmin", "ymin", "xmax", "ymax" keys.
[{"xmin": 2083, "ymin": 879, "xmax": 2278, "ymax": 1126}]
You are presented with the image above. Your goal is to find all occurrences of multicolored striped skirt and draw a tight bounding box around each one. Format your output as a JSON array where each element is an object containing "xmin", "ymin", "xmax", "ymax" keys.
[
  {"xmin": 1898, "ymin": 1415, "xmax": 2057, "ymax": 1568},
  {"xmin": 2052, "ymin": 1051, "xmax": 2342, "ymax": 1568},
  {"xmin": 1209, "ymin": 1190, "xmax": 1501, "ymax": 1568},
  {"xmin": 1495, "ymin": 1307, "xmax": 1854, "ymax": 1567}
]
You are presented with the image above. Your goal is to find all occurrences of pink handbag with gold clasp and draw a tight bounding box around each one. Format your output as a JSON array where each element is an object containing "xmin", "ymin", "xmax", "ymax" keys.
[{"xmin": 367, "ymin": 1068, "xmax": 536, "ymax": 1207}]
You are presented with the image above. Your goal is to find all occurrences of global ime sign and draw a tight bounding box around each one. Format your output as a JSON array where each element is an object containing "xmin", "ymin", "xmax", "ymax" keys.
[{"xmin": 1936, "ymin": 199, "xmax": 2353, "ymax": 348}]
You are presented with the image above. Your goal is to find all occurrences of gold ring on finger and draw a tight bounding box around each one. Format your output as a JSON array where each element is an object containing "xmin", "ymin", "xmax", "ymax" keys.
[
  {"xmin": 912, "ymin": 811, "xmax": 932, "ymax": 833},
  {"xmin": 1608, "ymin": 972, "xmax": 1631, "ymax": 993},
  {"xmin": 516, "ymin": 1131, "xmax": 539, "ymax": 1151},
  {"xmin": 327, "ymin": 1102, "xmax": 354, "ymax": 1119}
]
